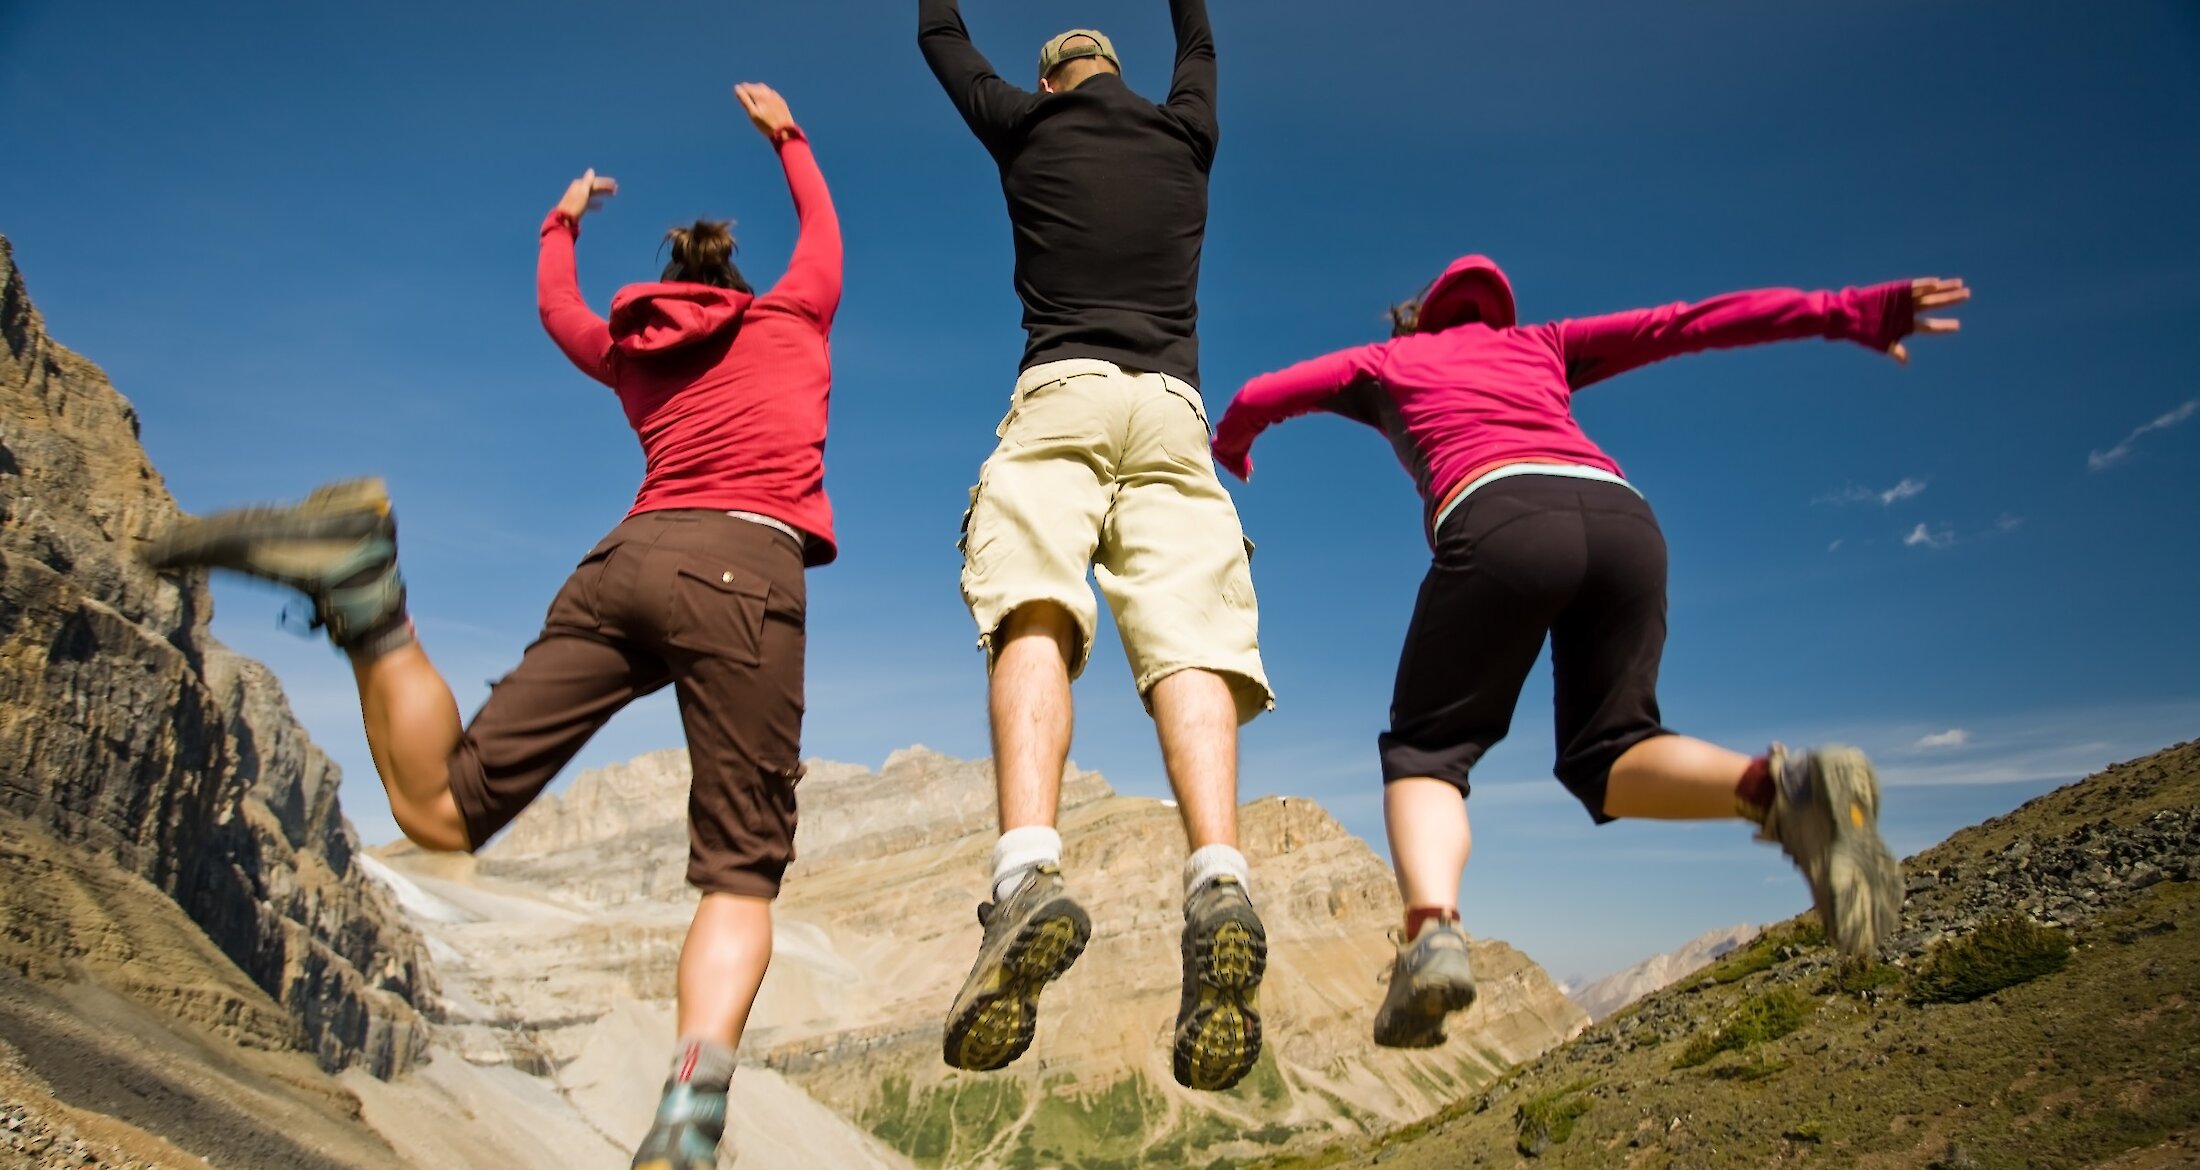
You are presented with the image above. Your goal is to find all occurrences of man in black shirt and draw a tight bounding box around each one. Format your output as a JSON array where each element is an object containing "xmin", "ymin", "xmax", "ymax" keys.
[{"xmin": 921, "ymin": 0, "xmax": 1273, "ymax": 1093}]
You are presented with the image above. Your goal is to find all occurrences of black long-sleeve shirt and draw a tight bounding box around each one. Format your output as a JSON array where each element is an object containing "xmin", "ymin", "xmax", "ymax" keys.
[{"xmin": 919, "ymin": 0, "xmax": 1218, "ymax": 387}]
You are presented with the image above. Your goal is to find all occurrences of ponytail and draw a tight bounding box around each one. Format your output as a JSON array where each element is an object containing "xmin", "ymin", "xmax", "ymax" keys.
[{"xmin": 661, "ymin": 220, "xmax": 752, "ymax": 292}]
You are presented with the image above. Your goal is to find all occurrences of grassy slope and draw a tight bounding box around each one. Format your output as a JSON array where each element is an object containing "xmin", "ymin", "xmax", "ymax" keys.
[{"xmin": 1239, "ymin": 740, "xmax": 2200, "ymax": 1170}]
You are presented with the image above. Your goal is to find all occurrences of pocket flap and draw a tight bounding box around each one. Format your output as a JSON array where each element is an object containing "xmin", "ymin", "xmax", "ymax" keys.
[{"xmin": 675, "ymin": 562, "xmax": 770, "ymax": 602}]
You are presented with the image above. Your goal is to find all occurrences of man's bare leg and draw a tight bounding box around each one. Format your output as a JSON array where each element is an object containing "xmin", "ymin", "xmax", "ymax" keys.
[
  {"xmin": 1150, "ymin": 667, "xmax": 1239, "ymax": 851},
  {"xmin": 988, "ymin": 601, "xmax": 1078, "ymax": 834},
  {"xmin": 944, "ymin": 601, "xmax": 1094, "ymax": 1074},
  {"xmin": 1151, "ymin": 667, "xmax": 1266, "ymax": 1092}
]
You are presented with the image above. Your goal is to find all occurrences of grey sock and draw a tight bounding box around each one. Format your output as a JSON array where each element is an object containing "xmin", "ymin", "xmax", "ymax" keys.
[{"xmin": 667, "ymin": 1036, "xmax": 738, "ymax": 1095}]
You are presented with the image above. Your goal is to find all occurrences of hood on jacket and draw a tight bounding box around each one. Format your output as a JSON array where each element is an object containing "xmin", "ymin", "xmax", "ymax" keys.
[
  {"xmin": 607, "ymin": 283, "xmax": 754, "ymax": 355},
  {"xmin": 1416, "ymin": 255, "xmax": 1517, "ymax": 334}
]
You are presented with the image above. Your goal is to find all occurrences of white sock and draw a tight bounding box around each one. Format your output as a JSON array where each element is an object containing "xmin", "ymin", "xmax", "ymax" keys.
[
  {"xmin": 1183, "ymin": 844, "xmax": 1251, "ymax": 901},
  {"xmin": 990, "ymin": 826, "xmax": 1063, "ymax": 903}
]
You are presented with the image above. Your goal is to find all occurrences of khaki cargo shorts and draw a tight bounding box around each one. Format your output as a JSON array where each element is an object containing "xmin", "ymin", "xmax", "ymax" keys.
[{"xmin": 959, "ymin": 358, "xmax": 1274, "ymax": 724}]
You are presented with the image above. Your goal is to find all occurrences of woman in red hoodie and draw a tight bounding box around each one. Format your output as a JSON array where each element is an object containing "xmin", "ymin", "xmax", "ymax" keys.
[
  {"xmin": 1211, "ymin": 259, "xmax": 1966, "ymax": 1051},
  {"xmin": 145, "ymin": 83, "xmax": 839, "ymax": 1170}
]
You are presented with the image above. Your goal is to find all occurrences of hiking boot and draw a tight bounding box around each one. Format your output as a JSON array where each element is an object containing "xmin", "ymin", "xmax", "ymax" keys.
[
  {"xmin": 630, "ymin": 1082, "xmax": 726, "ymax": 1170},
  {"xmin": 1372, "ymin": 920, "xmax": 1478, "ymax": 1049},
  {"xmin": 942, "ymin": 863, "xmax": 1091, "ymax": 1072},
  {"xmin": 140, "ymin": 477, "xmax": 406, "ymax": 650},
  {"xmin": 1173, "ymin": 875, "xmax": 1267, "ymax": 1091},
  {"xmin": 1759, "ymin": 744, "xmax": 1903, "ymax": 957}
]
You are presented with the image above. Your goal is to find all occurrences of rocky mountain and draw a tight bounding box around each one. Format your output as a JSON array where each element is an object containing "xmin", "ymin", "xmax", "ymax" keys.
[
  {"xmin": 0, "ymin": 232, "xmax": 446, "ymax": 1168},
  {"xmin": 1569, "ymin": 923, "xmax": 1757, "ymax": 1023},
  {"xmin": 0, "ymin": 232, "xmax": 431, "ymax": 1074},
  {"xmin": 372, "ymin": 746, "xmax": 1590, "ymax": 1170},
  {"xmin": 1241, "ymin": 739, "xmax": 2200, "ymax": 1170}
]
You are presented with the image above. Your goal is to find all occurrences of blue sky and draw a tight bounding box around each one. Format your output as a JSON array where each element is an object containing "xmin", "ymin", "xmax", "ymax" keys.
[{"xmin": 4, "ymin": 0, "xmax": 2196, "ymax": 984}]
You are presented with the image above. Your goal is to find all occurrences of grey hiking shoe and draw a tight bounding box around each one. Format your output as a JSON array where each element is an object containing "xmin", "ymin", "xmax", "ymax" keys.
[
  {"xmin": 1372, "ymin": 920, "xmax": 1478, "ymax": 1048},
  {"xmin": 141, "ymin": 477, "xmax": 406, "ymax": 650},
  {"xmin": 1759, "ymin": 744, "xmax": 1904, "ymax": 957},
  {"xmin": 943, "ymin": 863, "xmax": 1091, "ymax": 1072},
  {"xmin": 1173, "ymin": 875, "xmax": 1267, "ymax": 1091},
  {"xmin": 630, "ymin": 1082, "xmax": 726, "ymax": 1170}
]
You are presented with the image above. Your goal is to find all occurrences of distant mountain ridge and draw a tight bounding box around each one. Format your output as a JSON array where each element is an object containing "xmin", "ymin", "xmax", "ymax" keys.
[
  {"xmin": 374, "ymin": 745, "xmax": 1592, "ymax": 1169},
  {"xmin": 1570, "ymin": 922, "xmax": 1758, "ymax": 1022}
]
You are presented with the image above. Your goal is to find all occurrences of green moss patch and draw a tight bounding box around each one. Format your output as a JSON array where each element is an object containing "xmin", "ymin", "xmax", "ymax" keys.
[
  {"xmin": 1675, "ymin": 986, "xmax": 1813, "ymax": 1069},
  {"xmin": 1912, "ymin": 915, "xmax": 2073, "ymax": 1005}
]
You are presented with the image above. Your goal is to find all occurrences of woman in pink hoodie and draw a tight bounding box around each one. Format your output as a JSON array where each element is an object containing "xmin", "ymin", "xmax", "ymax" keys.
[
  {"xmin": 1211, "ymin": 259, "xmax": 1967, "ymax": 1049},
  {"xmin": 146, "ymin": 84, "xmax": 837, "ymax": 1170}
]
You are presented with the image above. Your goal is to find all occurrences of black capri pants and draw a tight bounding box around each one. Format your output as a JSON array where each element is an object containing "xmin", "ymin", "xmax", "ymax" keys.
[{"xmin": 1378, "ymin": 474, "xmax": 1674, "ymax": 821}]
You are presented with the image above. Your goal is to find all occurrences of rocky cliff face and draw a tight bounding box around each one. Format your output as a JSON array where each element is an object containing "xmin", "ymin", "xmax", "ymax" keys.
[
  {"xmin": 376, "ymin": 746, "xmax": 1589, "ymax": 1169},
  {"xmin": 0, "ymin": 233, "xmax": 430, "ymax": 1077}
]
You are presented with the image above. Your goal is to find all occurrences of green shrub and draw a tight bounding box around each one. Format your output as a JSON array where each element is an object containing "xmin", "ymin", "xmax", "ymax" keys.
[
  {"xmin": 1698, "ymin": 938, "xmax": 1779, "ymax": 985},
  {"xmin": 1675, "ymin": 986, "xmax": 1814, "ymax": 1068},
  {"xmin": 1514, "ymin": 1080, "xmax": 1595, "ymax": 1157},
  {"xmin": 1824, "ymin": 958, "xmax": 1905, "ymax": 996},
  {"xmin": 1912, "ymin": 915, "xmax": 2073, "ymax": 1004},
  {"xmin": 1709, "ymin": 1054, "xmax": 1791, "ymax": 1081}
]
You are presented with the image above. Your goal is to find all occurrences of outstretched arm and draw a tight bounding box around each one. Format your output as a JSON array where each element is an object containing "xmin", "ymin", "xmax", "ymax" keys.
[
  {"xmin": 918, "ymin": 0, "xmax": 1038, "ymax": 154},
  {"xmin": 1165, "ymin": 0, "xmax": 1218, "ymax": 164},
  {"xmin": 739, "ymin": 84, "xmax": 842, "ymax": 328},
  {"xmin": 1554, "ymin": 277, "xmax": 1968, "ymax": 389},
  {"xmin": 537, "ymin": 169, "xmax": 619, "ymax": 386},
  {"xmin": 1211, "ymin": 342, "xmax": 1389, "ymax": 481}
]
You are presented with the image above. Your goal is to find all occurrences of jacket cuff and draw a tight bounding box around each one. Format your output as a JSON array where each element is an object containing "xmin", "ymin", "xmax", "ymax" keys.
[
  {"xmin": 542, "ymin": 209, "xmax": 579, "ymax": 237},
  {"xmin": 773, "ymin": 124, "xmax": 808, "ymax": 147},
  {"xmin": 1852, "ymin": 280, "xmax": 1915, "ymax": 351}
]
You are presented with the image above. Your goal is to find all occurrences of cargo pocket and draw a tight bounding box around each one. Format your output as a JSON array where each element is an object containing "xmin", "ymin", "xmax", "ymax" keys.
[
  {"xmin": 1223, "ymin": 534, "xmax": 1258, "ymax": 611},
  {"xmin": 666, "ymin": 558, "xmax": 770, "ymax": 665},
  {"xmin": 957, "ymin": 476, "xmax": 999, "ymax": 578}
]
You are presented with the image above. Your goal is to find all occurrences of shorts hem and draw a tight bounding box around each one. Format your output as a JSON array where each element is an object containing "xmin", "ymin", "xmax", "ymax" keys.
[
  {"xmin": 973, "ymin": 594, "xmax": 1099, "ymax": 679},
  {"xmin": 687, "ymin": 867, "xmax": 786, "ymax": 900},
  {"xmin": 1135, "ymin": 662, "xmax": 1275, "ymax": 725}
]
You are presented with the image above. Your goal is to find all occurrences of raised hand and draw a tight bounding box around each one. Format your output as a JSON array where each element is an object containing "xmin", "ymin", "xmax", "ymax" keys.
[
  {"xmin": 1891, "ymin": 276, "xmax": 1969, "ymax": 364},
  {"xmin": 735, "ymin": 83, "xmax": 796, "ymax": 140},
  {"xmin": 556, "ymin": 169, "xmax": 618, "ymax": 222}
]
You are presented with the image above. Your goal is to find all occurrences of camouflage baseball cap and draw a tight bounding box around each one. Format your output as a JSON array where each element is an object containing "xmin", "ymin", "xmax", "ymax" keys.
[{"xmin": 1038, "ymin": 29, "xmax": 1120, "ymax": 80}]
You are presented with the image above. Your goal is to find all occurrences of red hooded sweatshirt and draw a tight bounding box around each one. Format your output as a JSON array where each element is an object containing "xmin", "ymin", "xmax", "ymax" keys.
[
  {"xmin": 537, "ymin": 126, "xmax": 842, "ymax": 566},
  {"xmin": 1213, "ymin": 256, "xmax": 1915, "ymax": 542}
]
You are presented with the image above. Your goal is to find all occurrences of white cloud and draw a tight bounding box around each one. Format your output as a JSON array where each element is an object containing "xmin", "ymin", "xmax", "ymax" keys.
[
  {"xmin": 1815, "ymin": 477, "xmax": 1929, "ymax": 507},
  {"xmin": 1903, "ymin": 523, "xmax": 1955, "ymax": 549},
  {"xmin": 1914, "ymin": 729, "xmax": 1970, "ymax": 750},
  {"xmin": 1877, "ymin": 477, "xmax": 1929, "ymax": 505},
  {"xmin": 1993, "ymin": 514, "xmax": 2026, "ymax": 533},
  {"xmin": 2089, "ymin": 398, "xmax": 2199, "ymax": 472},
  {"xmin": 1827, "ymin": 539, "xmax": 1844, "ymax": 553}
]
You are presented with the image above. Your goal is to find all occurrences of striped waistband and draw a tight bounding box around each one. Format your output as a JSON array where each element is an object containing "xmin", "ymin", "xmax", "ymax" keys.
[{"xmin": 1431, "ymin": 463, "xmax": 1642, "ymax": 536}]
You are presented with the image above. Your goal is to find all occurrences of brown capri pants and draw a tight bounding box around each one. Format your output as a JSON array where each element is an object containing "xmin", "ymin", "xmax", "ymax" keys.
[{"xmin": 445, "ymin": 510, "xmax": 806, "ymax": 898}]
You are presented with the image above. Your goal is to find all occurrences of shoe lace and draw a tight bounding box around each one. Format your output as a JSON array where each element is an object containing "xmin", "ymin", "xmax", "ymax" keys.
[
  {"xmin": 1375, "ymin": 927, "xmax": 1410, "ymax": 986},
  {"xmin": 277, "ymin": 598, "xmax": 325, "ymax": 638}
]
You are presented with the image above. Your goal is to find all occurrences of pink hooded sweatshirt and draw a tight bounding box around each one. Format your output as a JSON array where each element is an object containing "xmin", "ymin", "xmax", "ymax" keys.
[{"xmin": 1212, "ymin": 256, "xmax": 1916, "ymax": 540}]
